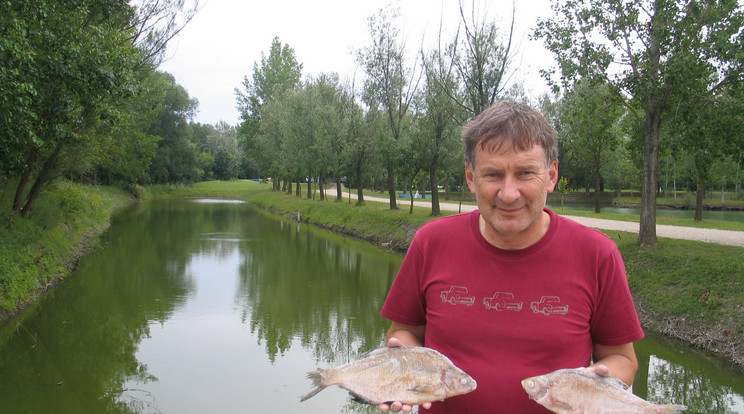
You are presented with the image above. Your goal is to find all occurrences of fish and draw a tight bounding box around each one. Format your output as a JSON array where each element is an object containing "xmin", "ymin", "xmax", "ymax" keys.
[
  {"xmin": 299, "ymin": 346, "xmax": 477, "ymax": 405},
  {"xmin": 521, "ymin": 368, "xmax": 687, "ymax": 413}
]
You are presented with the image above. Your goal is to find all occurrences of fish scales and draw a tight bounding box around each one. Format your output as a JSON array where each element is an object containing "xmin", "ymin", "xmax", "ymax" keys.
[
  {"xmin": 300, "ymin": 346, "xmax": 476, "ymax": 405},
  {"xmin": 522, "ymin": 368, "xmax": 687, "ymax": 413}
]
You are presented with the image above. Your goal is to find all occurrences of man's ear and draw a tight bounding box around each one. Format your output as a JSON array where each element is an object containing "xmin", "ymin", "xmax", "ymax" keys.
[
  {"xmin": 547, "ymin": 161, "xmax": 559, "ymax": 193},
  {"xmin": 465, "ymin": 162, "xmax": 477, "ymax": 194}
]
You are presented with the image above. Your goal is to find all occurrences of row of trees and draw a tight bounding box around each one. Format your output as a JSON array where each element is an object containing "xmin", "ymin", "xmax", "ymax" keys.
[
  {"xmin": 235, "ymin": 1, "xmax": 744, "ymax": 246},
  {"xmin": 2, "ymin": 1, "xmax": 742, "ymax": 248}
]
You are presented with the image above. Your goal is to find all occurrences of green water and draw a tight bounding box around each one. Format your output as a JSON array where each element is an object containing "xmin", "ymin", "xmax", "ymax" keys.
[{"xmin": 0, "ymin": 199, "xmax": 741, "ymax": 413}]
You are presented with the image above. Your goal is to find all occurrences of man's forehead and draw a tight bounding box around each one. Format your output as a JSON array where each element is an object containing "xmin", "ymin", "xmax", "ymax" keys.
[{"xmin": 479, "ymin": 138, "xmax": 545, "ymax": 155}]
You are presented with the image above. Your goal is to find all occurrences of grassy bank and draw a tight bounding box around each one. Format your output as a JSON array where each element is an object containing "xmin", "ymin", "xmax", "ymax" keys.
[
  {"xmin": 0, "ymin": 179, "xmax": 132, "ymax": 321},
  {"xmin": 2, "ymin": 179, "xmax": 742, "ymax": 370}
]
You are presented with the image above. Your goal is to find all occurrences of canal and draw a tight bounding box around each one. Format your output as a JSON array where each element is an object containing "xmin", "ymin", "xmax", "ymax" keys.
[{"xmin": 0, "ymin": 198, "xmax": 742, "ymax": 413}]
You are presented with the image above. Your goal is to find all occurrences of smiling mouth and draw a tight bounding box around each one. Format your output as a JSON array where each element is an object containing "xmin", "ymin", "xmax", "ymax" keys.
[{"xmin": 496, "ymin": 205, "xmax": 525, "ymax": 214}]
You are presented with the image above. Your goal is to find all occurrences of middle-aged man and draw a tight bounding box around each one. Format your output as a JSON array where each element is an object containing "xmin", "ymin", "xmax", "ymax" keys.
[{"xmin": 378, "ymin": 101, "xmax": 644, "ymax": 413}]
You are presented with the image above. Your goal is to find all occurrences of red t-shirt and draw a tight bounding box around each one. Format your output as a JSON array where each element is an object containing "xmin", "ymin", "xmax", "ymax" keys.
[{"xmin": 381, "ymin": 209, "xmax": 644, "ymax": 413}]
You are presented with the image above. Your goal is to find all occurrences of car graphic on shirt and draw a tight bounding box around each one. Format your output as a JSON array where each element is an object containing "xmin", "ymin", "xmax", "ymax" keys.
[
  {"xmin": 483, "ymin": 292, "xmax": 523, "ymax": 311},
  {"xmin": 440, "ymin": 286, "xmax": 475, "ymax": 306},
  {"xmin": 531, "ymin": 296, "xmax": 569, "ymax": 315}
]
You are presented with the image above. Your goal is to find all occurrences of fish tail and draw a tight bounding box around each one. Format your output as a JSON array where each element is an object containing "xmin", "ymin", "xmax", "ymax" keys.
[
  {"xmin": 299, "ymin": 369, "xmax": 326, "ymax": 402},
  {"xmin": 658, "ymin": 404, "xmax": 687, "ymax": 413}
]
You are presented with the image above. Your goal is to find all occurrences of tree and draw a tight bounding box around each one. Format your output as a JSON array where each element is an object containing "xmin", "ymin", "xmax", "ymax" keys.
[
  {"xmin": 203, "ymin": 122, "xmax": 241, "ymax": 180},
  {"xmin": 2, "ymin": 0, "xmax": 197, "ymax": 216},
  {"xmin": 671, "ymin": 82, "xmax": 744, "ymax": 220},
  {"xmin": 418, "ymin": 47, "xmax": 463, "ymax": 215},
  {"xmin": 443, "ymin": 0, "xmax": 518, "ymax": 121},
  {"xmin": 357, "ymin": 5, "xmax": 419, "ymax": 210},
  {"xmin": 7, "ymin": 0, "xmax": 142, "ymax": 216},
  {"xmin": 559, "ymin": 80, "xmax": 623, "ymax": 213},
  {"xmin": 535, "ymin": 0, "xmax": 744, "ymax": 246},
  {"xmin": 129, "ymin": 0, "xmax": 199, "ymax": 67},
  {"xmin": 146, "ymin": 72, "xmax": 200, "ymax": 183},
  {"xmin": 235, "ymin": 36, "xmax": 303, "ymax": 185}
]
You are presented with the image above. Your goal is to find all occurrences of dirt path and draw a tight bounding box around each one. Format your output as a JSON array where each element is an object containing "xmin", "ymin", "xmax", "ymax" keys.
[{"xmin": 335, "ymin": 192, "xmax": 744, "ymax": 247}]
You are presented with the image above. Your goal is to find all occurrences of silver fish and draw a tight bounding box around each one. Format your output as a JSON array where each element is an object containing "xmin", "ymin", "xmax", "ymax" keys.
[
  {"xmin": 300, "ymin": 346, "xmax": 476, "ymax": 405},
  {"xmin": 522, "ymin": 368, "xmax": 687, "ymax": 413}
]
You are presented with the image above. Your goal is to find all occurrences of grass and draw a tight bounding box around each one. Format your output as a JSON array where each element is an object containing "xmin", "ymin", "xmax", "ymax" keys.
[{"xmin": 0, "ymin": 179, "xmax": 131, "ymax": 315}]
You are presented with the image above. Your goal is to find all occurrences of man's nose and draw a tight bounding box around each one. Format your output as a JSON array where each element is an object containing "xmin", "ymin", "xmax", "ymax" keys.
[{"xmin": 497, "ymin": 175, "xmax": 520, "ymax": 204}]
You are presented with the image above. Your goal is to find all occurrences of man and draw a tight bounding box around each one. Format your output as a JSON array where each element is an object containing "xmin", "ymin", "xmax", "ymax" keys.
[{"xmin": 379, "ymin": 101, "xmax": 644, "ymax": 413}]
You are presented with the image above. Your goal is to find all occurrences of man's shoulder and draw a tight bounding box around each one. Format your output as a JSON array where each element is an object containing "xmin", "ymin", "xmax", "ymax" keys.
[
  {"xmin": 412, "ymin": 211, "xmax": 475, "ymax": 244},
  {"xmin": 419, "ymin": 211, "xmax": 474, "ymax": 232}
]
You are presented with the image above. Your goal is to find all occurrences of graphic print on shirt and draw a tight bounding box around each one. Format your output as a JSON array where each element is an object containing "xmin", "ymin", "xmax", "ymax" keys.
[
  {"xmin": 530, "ymin": 296, "xmax": 569, "ymax": 315},
  {"xmin": 440, "ymin": 286, "xmax": 569, "ymax": 316},
  {"xmin": 483, "ymin": 292, "xmax": 523, "ymax": 312},
  {"xmin": 440, "ymin": 286, "xmax": 476, "ymax": 306}
]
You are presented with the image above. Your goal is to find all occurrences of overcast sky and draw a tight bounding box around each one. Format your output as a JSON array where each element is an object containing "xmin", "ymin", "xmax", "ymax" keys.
[{"xmin": 158, "ymin": 0, "xmax": 556, "ymax": 125}]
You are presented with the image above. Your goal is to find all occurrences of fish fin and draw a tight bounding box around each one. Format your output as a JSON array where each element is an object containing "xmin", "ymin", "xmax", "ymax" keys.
[
  {"xmin": 411, "ymin": 385, "xmax": 437, "ymax": 394},
  {"xmin": 362, "ymin": 346, "xmax": 399, "ymax": 358},
  {"xmin": 349, "ymin": 392, "xmax": 375, "ymax": 405},
  {"xmin": 299, "ymin": 369, "xmax": 326, "ymax": 402},
  {"xmin": 658, "ymin": 404, "xmax": 688, "ymax": 413}
]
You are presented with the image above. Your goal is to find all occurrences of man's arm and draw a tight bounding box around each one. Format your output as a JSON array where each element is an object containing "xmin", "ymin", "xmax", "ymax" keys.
[
  {"xmin": 385, "ymin": 321, "xmax": 426, "ymax": 346},
  {"xmin": 591, "ymin": 342, "xmax": 639, "ymax": 385}
]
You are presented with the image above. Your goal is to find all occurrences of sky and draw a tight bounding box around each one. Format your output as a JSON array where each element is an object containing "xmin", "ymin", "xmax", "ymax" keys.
[{"xmin": 158, "ymin": 0, "xmax": 557, "ymax": 125}]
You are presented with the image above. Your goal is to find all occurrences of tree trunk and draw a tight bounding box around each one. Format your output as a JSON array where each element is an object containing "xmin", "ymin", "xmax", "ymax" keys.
[
  {"xmin": 594, "ymin": 152, "xmax": 602, "ymax": 214},
  {"xmin": 20, "ymin": 142, "xmax": 65, "ymax": 217},
  {"xmin": 387, "ymin": 164, "xmax": 397, "ymax": 209},
  {"xmin": 430, "ymin": 165, "xmax": 441, "ymax": 216},
  {"xmin": 335, "ymin": 177, "xmax": 342, "ymax": 200},
  {"xmin": 355, "ymin": 164, "xmax": 365, "ymax": 205},
  {"xmin": 638, "ymin": 6, "xmax": 663, "ymax": 247},
  {"xmin": 694, "ymin": 181, "xmax": 705, "ymax": 221},
  {"xmin": 638, "ymin": 106, "xmax": 661, "ymax": 246},
  {"xmin": 13, "ymin": 148, "xmax": 38, "ymax": 212}
]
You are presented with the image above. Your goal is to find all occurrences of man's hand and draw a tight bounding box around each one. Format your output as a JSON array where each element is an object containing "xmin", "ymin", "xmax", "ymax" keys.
[
  {"xmin": 376, "ymin": 337, "xmax": 433, "ymax": 413},
  {"xmin": 586, "ymin": 364, "xmax": 610, "ymax": 377}
]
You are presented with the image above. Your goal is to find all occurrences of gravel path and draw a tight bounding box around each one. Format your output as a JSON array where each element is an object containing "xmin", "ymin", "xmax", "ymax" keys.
[{"xmin": 341, "ymin": 193, "xmax": 744, "ymax": 247}]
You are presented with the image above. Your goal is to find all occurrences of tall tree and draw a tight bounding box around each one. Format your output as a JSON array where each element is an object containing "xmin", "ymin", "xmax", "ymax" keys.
[
  {"xmin": 357, "ymin": 6, "xmax": 419, "ymax": 210},
  {"xmin": 535, "ymin": 0, "xmax": 744, "ymax": 246},
  {"xmin": 3, "ymin": 0, "xmax": 196, "ymax": 216},
  {"xmin": 7, "ymin": 0, "xmax": 142, "ymax": 216},
  {"xmin": 418, "ymin": 47, "xmax": 463, "ymax": 215},
  {"xmin": 235, "ymin": 36, "xmax": 303, "ymax": 184}
]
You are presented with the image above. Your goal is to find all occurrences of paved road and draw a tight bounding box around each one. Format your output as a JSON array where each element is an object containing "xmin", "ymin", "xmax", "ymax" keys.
[{"xmin": 333, "ymin": 192, "xmax": 744, "ymax": 247}]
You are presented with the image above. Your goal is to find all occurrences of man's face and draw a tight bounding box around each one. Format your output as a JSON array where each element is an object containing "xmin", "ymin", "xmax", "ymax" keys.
[{"xmin": 465, "ymin": 141, "xmax": 558, "ymax": 249}]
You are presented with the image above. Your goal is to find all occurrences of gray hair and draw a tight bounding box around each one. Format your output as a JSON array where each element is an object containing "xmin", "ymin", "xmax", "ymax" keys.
[{"xmin": 462, "ymin": 101, "xmax": 559, "ymax": 168}]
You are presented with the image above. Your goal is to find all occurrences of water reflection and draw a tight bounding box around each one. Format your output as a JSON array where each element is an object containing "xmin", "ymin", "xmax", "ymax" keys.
[
  {"xmin": 0, "ymin": 199, "xmax": 742, "ymax": 413},
  {"xmin": 635, "ymin": 333, "xmax": 744, "ymax": 413}
]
